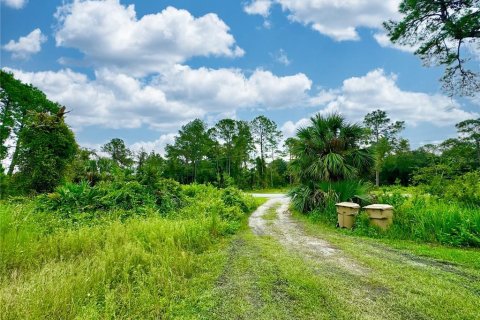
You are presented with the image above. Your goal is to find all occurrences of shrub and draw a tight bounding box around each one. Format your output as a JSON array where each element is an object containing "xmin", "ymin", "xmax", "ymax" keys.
[
  {"xmin": 221, "ymin": 187, "xmax": 255, "ymax": 213},
  {"xmin": 354, "ymin": 190, "xmax": 480, "ymax": 247},
  {"xmin": 444, "ymin": 171, "xmax": 480, "ymax": 206},
  {"xmin": 36, "ymin": 180, "xmax": 179, "ymax": 220},
  {"xmin": 290, "ymin": 180, "xmax": 371, "ymax": 216},
  {"xmin": 152, "ymin": 178, "xmax": 184, "ymax": 212}
]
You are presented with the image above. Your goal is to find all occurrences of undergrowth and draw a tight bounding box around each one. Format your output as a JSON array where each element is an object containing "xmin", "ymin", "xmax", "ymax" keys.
[
  {"xmin": 306, "ymin": 189, "xmax": 480, "ymax": 247},
  {"xmin": 0, "ymin": 183, "xmax": 258, "ymax": 319}
]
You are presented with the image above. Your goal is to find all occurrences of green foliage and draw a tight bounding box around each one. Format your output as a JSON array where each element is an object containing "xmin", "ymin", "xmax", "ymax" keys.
[
  {"xmin": 290, "ymin": 113, "xmax": 372, "ymax": 183},
  {"xmin": 165, "ymin": 119, "xmax": 214, "ymax": 183},
  {"xmin": 381, "ymin": 149, "xmax": 432, "ymax": 185},
  {"xmin": 290, "ymin": 180, "xmax": 370, "ymax": 217},
  {"xmin": 414, "ymin": 169, "xmax": 480, "ymax": 206},
  {"xmin": 444, "ymin": 171, "xmax": 480, "ymax": 206},
  {"xmin": 358, "ymin": 191, "xmax": 480, "ymax": 247},
  {"xmin": 1, "ymin": 71, "xmax": 62, "ymax": 170},
  {"xmin": 221, "ymin": 186, "xmax": 255, "ymax": 214},
  {"xmin": 101, "ymin": 138, "xmax": 133, "ymax": 168},
  {"xmin": 363, "ymin": 109, "xmax": 405, "ymax": 186},
  {"xmin": 290, "ymin": 113, "xmax": 372, "ymax": 213},
  {"xmin": 36, "ymin": 179, "xmax": 184, "ymax": 220},
  {"xmin": 456, "ymin": 118, "xmax": 480, "ymax": 166},
  {"xmin": 180, "ymin": 184, "xmax": 256, "ymax": 231},
  {"xmin": 384, "ymin": 0, "xmax": 480, "ymax": 96},
  {"xmin": 152, "ymin": 178, "xmax": 184, "ymax": 212},
  {"xmin": 13, "ymin": 111, "xmax": 77, "ymax": 193}
]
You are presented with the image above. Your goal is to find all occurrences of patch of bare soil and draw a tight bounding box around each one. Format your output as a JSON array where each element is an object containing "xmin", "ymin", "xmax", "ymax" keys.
[{"xmin": 249, "ymin": 196, "xmax": 368, "ymax": 275}]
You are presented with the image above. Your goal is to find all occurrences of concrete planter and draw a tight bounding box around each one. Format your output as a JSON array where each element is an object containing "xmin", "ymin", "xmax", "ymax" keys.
[
  {"xmin": 335, "ymin": 202, "xmax": 360, "ymax": 229},
  {"xmin": 364, "ymin": 204, "xmax": 394, "ymax": 230}
]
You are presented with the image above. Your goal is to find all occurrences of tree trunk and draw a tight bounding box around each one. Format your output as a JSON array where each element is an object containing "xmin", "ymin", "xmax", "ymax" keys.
[
  {"xmin": 7, "ymin": 127, "xmax": 24, "ymax": 176},
  {"xmin": 476, "ymin": 139, "xmax": 480, "ymax": 168},
  {"xmin": 375, "ymin": 169, "xmax": 380, "ymax": 187},
  {"xmin": 193, "ymin": 160, "xmax": 197, "ymax": 183},
  {"xmin": 259, "ymin": 135, "xmax": 264, "ymax": 176},
  {"xmin": 270, "ymin": 149, "xmax": 274, "ymax": 187}
]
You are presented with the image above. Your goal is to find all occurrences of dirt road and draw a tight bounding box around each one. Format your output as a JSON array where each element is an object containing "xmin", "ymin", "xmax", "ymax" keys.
[{"xmin": 208, "ymin": 194, "xmax": 480, "ymax": 319}]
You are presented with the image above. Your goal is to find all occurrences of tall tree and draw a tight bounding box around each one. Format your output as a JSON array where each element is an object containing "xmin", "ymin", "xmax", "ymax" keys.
[
  {"xmin": 212, "ymin": 119, "xmax": 237, "ymax": 176},
  {"xmin": 267, "ymin": 126, "xmax": 282, "ymax": 187},
  {"xmin": 15, "ymin": 110, "xmax": 77, "ymax": 193},
  {"xmin": 250, "ymin": 116, "xmax": 280, "ymax": 181},
  {"xmin": 165, "ymin": 119, "xmax": 213, "ymax": 182},
  {"xmin": 232, "ymin": 120, "xmax": 254, "ymax": 171},
  {"xmin": 101, "ymin": 138, "xmax": 133, "ymax": 168},
  {"xmin": 136, "ymin": 150, "xmax": 165, "ymax": 189},
  {"xmin": 384, "ymin": 0, "xmax": 480, "ymax": 96},
  {"xmin": 291, "ymin": 113, "xmax": 372, "ymax": 183},
  {"xmin": 284, "ymin": 137, "xmax": 297, "ymax": 184},
  {"xmin": 456, "ymin": 118, "xmax": 480, "ymax": 166},
  {"xmin": 1, "ymin": 71, "xmax": 61, "ymax": 175},
  {"xmin": 211, "ymin": 119, "xmax": 254, "ymax": 184},
  {"xmin": 363, "ymin": 109, "xmax": 405, "ymax": 186}
]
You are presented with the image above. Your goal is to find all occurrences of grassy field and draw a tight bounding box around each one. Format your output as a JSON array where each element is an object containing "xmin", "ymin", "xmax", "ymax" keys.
[
  {"xmin": 0, "ymin": 188, "xmax": 265, "ymax": 319},
  {"xmin": 196, "ymin": 229, "xmax": 480, "ymax": 319},
  {"xmin": 2, "ymin": 190, "xmax": 479, "ymax": 319},
  {"xmin": 304, "ymin": 186, "xmax": 480, "ymax": 248}
]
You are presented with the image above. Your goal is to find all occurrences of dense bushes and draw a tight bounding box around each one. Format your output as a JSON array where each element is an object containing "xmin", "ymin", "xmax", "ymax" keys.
[
  {"xmin": 411, "ymin": 170, "xmax": 480, "ymax": 206},
  {"xmin": 289, "ymin": 180, "xmax": 371, "ymax": 215},
  {"xmin": 36, "ymin": 179, "xmax": 183, "ymax": 219},
  {"xmin": 303, "ymin": 187, "xmax": 480, "ymax": 248},
  {"xmin": 0, "ymin": 183, "xmax": 258, "ymax": 319},
  {"xmin": 354, "ymin": 191, "xmax": 480, "ymax": 247},
  {"xmin": 33, "ymin": 180, "xmax": 256, "ymax": 234}
]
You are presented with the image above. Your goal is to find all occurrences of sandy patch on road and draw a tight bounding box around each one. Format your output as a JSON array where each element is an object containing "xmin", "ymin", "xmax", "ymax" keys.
[{"xmin": 249, "ymin": 196, "xmax": 368, "ymax": 275}]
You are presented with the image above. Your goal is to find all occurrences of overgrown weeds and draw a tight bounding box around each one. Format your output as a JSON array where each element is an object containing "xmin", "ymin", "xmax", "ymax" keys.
[{"xmin": 0, "ymin": 183, "xmax": 258, "ymax": 319}]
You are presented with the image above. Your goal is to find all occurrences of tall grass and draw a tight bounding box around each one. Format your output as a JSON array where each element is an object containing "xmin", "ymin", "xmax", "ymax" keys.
[
  {"xmin": 355, "ymin": 192, "xmax": 480, "ymax": 247},
  {"xmin": 0, "ymin": 185, "xmax": 258, "ymax": 319},
  {"xmin": 309, "ymin": 189, "xmax": 480, "ymax": 247}
]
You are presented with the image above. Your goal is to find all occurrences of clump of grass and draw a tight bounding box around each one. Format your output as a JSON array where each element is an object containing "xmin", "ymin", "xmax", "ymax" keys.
[
  {"xmin": 0, "ymin": 184, "xmax": 259, "ymax": 319},
  {"xmin": 263, "ymin": 206, "xmax": 279, "ymax": 221},
  {"xmin": 355, "ymin": 193, "xmax": 480, "ymax": 247},
  {"xmin": 310, "ymin": 188, "xmax": 480, "ymax": 247}
]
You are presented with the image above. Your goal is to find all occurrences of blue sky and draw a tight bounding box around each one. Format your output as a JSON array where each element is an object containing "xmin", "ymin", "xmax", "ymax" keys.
[{"xmin": 1, "ymin": 0, "xmax": 479, "ymax": 154}]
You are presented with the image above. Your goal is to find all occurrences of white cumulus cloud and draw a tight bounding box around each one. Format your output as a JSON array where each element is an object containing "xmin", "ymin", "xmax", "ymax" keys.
[
  {"xmin": 2, "ymin": 28, "xmax": 47, "ymax": 59},
  {"xmin": 373, "ymin": 32, "xmax": 417, "ymax": 53},
  {"xmin": 1, "ymin": 0, "xmax": 27, "ymax": 9},
  {"xmin": 54, "ymin": 1, "xmax": 244, "ymax": 75},
  {"xmin": 244, "ymin": 0, "xmax": 273, "ymax": 17},
  {"xmin": 282, "ymin": 68, "xmax": 478, "ymax": 137},
  {"xmin": 3, "ymin": 65, "xmax": 312, "ymax": 131},
  {"xmin": 130, "ymin": 134, "xmax": 177, "ymax": 156},
  {"xmin": 244, "ymin": 0, "xmax": 401, "ymax": 42}
]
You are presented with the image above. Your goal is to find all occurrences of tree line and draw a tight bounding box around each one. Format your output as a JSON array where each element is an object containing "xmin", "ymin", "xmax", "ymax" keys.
[{"xmin": 1, "ymin": 70, "xmax": 479, "ymax": 197}]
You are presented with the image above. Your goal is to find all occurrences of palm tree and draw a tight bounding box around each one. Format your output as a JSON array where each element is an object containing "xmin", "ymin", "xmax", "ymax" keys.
[
  {"xmin": 289, "ymin": 113, "xmax": 372, "ymax": 213},
  {"xmin": 290, "ymin": 113, "xmax": 371, "ymax": 183}
]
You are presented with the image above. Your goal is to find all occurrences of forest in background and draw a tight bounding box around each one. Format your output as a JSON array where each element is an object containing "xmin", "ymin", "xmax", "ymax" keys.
[{"xmin": 1, "ymin": 69, "xmax": 479, "ymax": 197}]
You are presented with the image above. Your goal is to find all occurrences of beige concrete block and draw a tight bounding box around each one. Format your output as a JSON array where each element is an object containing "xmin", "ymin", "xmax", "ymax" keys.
[
  {"xmin": 364, "ymin": 204, "xmax": 394, "ymax": 230},
  {"xmin": 335, "ymin": 202, "xmax": 360, "ymax": 229}
]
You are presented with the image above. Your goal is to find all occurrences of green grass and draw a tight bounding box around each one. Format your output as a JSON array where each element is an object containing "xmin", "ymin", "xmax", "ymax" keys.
[
  {"xmin": 1, "ymin": 214, "xmax": 217, "ymax": 318},
  {"xmin": 2, "ymin": 188, "xmax": 479, "ymax": 319},
  {"xmin": 263, "ymin": 204, "xmax": 280, "ymax": 221},
  {"xmin": 196, "ymin": 223, "xmax": 480, "ymax": 319},
  {"xmin": 248, "ymin": 188, "xmax": 289, "ymax": 194},
  {"xmin": 0, "ymin": 186, "xmax": 261, "ymax": 319},
  {"xmin": 305, "ymin": 187, "xmax": 480, "ymax": 248}
]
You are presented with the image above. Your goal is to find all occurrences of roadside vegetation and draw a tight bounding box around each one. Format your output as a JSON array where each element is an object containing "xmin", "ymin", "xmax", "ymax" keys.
[
  {"xmin": 0, "ymin": 184, "xmax": 261, "ymax": 319},
  {"xmin": 1, "ymin": 28, "xmax": 480, "ymax": 318},
  {"xmin": 287, "ymin": 113, "xmax": 479, "ymax": 248}
]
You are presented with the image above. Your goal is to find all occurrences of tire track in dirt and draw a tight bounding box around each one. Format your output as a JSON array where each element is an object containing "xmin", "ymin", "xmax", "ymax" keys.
[{"xmin": 249, "ymin": 195, "xmax": 368, "ymax": 276}]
